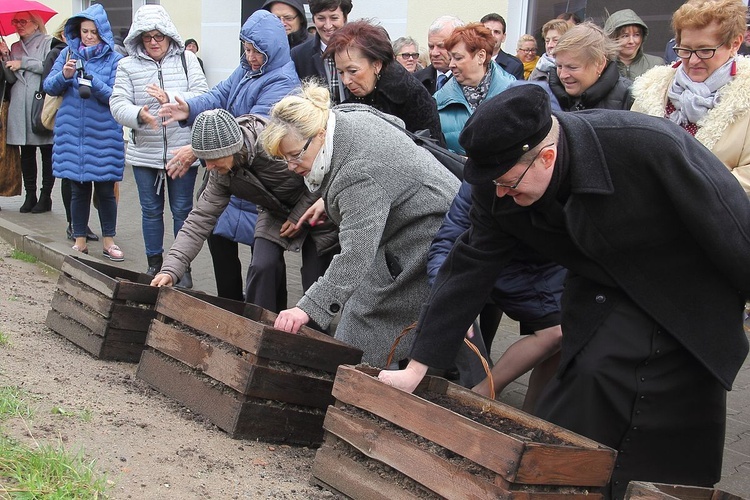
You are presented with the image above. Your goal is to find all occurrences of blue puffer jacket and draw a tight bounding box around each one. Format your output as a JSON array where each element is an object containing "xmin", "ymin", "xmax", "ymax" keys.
[
  {"xmin": 185, "ymin": 10, "xmax": 300, "ymax": 122},
  {"xmin": 44, "ymin": 4, "xmax": 124, "ymax": 183},
  {"xmin": 434, "ymin": 62, "xmax": 515, "ymax": 154}
]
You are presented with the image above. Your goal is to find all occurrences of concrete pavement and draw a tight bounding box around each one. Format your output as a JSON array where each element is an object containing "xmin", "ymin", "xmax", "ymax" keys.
[{"xmin": 0, "ymin": 163, "xmax": 748, "ymax": 497}]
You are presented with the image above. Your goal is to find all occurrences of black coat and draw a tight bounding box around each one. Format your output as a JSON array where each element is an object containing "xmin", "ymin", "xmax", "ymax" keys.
[
  {"xmin": 290, "ymin": 33, "xmax": 324, "ymax": 81},
  {"xmin": 549, "ymin": 60, "xmax": 633, "ymax": 110},
  {"xmin": 410, "ymin": 109, "xmax": 750, "ymax": 391},
  {"xmin": 344, "ymin": 62, "xmax": 445, "ymax": 147},
  {"xmin": 414, "ymin": 64, "xmax": 445, "ymax": 95},
  {"xmin": 494, "ymin": 50, "xmax": 524, "ymax": 81}
]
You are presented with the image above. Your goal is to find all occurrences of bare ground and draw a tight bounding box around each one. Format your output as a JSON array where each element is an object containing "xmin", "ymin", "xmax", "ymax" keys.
[{"xmin": 0, "ymin": 240, "xmax": 339, "ymax": 499}]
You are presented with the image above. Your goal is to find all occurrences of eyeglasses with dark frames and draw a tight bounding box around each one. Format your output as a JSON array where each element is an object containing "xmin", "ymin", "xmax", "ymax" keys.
[
  {"xmin": 492, "ymin": 143, "xmax": 555, "ymax": 189},
  {"xmin": 276, "ymin": 14, "xmax": 298, "ymax": 22},
  {"xmin": 518, "ymin": 48, "xmax": 537, "ymax": 53},
  {"xmin": 278, "ymin": 135, "xmax": 314, "ymax": 164},
  {"xmin": 398, "ymin": 52, "xmax": 420, "ymax": 60},
  {"xmin": 142, "ymin": 32, "xmax": 166, "ymax": 43},
  {"xmin": 672, "ymin": 44, "xmax": 724, "ymax": 60}
]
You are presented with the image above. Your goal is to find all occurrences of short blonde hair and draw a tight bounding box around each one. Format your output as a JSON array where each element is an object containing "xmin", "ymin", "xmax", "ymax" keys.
[
  {"xmin": 260, "ymin": 83, "xmax": 331, "ymax": 159},
  {"xmin": 673, "ymin": 0, "xmax": 746, "ymax": 46},
  {"xmin": 517, "ymin": 34, "xmax": 537, "ymax": 51},
  {"xmin": 553, "ymin": 21, "xmax": 619, "ymax": 64},
  {"xmin": 541, "ymin": 19, "xmax": 570, "ymax": 38}
]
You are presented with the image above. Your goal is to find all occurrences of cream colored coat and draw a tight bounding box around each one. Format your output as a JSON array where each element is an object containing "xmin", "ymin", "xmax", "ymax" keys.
[{"xmin": 631, "ymin": 57, "xmax": 750, "ymax": 194}]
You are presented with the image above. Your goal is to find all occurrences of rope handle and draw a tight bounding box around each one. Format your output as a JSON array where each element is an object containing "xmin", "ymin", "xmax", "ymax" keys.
[{"xmin": 385, "ymin": 322, "xmax": 495, "ymax": 400}]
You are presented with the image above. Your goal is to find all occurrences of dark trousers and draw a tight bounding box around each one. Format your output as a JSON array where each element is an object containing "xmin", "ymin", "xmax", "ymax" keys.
[
  {"xmin": 20, "ymin": 144, "xmax": 53, "ymax": 196},
  {"xmin": 70, "ymin": 181, "xmax": 117, "ymax": 238},
  {"xmin": 61, "ymin": 178, "xmax": 72, "ymax": 223},
  {"xmin": 536, "ymin": 298, "xmax": 725, "ymax": 499},
  {"xmin": 207, "ymin": 233, "xmax": 245, "ymax": 301}
]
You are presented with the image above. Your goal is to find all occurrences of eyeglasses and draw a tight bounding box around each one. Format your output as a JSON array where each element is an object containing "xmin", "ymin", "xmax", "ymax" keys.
[
  {"xmin": 142, "ymin": 33, "xmax": 166, "ymax": 43},
  {"xmin": 673, "ymin": 44, "xmax": 723, "ymax": 60},
  {"xmin": 518, "ymin": 48, "xmax": 536, "ymax": 53},
  {"xmin": 492, "ymin": 143, "xmax": 554, "ymax": 189},
  {"xmin": 277, "ymin": 135, "xmax": 314, "ymax": 164},
  {"xmin": 398, "ymin": 52, "xmax": 420, "ymax": 60},
  {"xmin": 276, "ymin": 14, "xmax": 298, "ymax": 23},
  {"xmin": 11, "ymin": 19, "xmax": 30, "ymax": 27}
]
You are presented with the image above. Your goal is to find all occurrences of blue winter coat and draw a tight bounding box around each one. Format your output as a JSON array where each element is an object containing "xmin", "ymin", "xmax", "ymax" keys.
[
  {"xmin": 184, "ymin": 10, "xmax": 300, "ymax": 122},
  {"xmin": 434, "ymin": 62, "xmax": 515, "ymax": 154},
  {"xmin": 44, "ymin": 4, "xmax": 124, "ymax": 183}
]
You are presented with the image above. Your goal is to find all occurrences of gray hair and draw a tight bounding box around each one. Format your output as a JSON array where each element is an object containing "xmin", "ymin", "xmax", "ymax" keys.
[
  {"xmin": 392, "ymin": 36, "xmax": 419, "ymax": 54},
  {"xmin": 428, "ymin": 15, "xmax": 464, "ymax": 35}
]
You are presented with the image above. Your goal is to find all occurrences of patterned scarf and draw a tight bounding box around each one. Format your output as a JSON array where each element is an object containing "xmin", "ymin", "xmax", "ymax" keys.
[
  {"xmin": 79, "ymin": 42, "xmax": 106, "ymax": 61},
  {"xmin": 461, "ymin": 64, "xmax": 494, "ymax": 111},
  {"xmin": 667, "ymin": 57, "xmax": 735, "ymax": 126}
]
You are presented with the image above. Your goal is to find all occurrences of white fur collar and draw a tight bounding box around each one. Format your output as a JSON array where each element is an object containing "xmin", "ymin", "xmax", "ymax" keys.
[{"xmin": 632, "ymin": 57, "xmax": 750, "ymax": 150}]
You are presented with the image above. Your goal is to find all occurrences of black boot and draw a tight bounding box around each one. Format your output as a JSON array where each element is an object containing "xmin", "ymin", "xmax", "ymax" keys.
[
  {"xmin": 176, "ymin": 266, "xmax": 193, "ymax": 289},
  {"xmin": 145, "ymin": 254, "xmax": 163, "ymax": 277},
  {"xmin": 19, "ymin": 193, "xmax": 37, "ymax": 213},
  {"xmin": 31, "ymin": 191, "xmax": 52, "ymax": 213}
]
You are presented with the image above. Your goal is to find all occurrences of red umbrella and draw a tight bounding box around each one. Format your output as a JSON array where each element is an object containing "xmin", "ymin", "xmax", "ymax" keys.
[{"xmin": 0, "ymin": 0, "xmax": 57, "ymax": 37}]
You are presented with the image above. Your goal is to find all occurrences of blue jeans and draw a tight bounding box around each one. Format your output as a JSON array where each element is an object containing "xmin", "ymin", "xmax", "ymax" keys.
[
  {"xmin": 70, "ymin": 181, "xmax": 117, "ymax": 238},
  {"xmin": 132, "ymin": 166, "xmax": 197, "ymax": 257}
]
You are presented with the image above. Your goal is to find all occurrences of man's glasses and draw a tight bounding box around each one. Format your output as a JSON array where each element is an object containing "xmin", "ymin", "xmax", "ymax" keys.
[
  {"xmin": 11, "ymin": 19, "xmax": 30, "ymax": 27},
  {"xmin": 277, "ymin": 135, "xmax": 313, "ymax": 164},
  {"xmin": 398, "ymin": 52, "xmax": 420, "ymax": 60},
  {"xmin": 142, "ymin": 33, "xmax": 166, "ymax": 43},
  {"xmin": 492, "ymin": 143, "xmax": 554, "ymax": 189},
  {"xmin": 277, "ymin": 14, "xmax": 298, "ymax": 23},
  {"xmin": 673, "ymin": 44, "xmax": 723, "ymax": 60}
]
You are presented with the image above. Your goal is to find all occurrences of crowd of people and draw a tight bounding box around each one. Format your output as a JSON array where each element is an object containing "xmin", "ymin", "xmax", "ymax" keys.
[{"xmin": 1, "ymin": 0, "xmax": 749, "ymax": 497}]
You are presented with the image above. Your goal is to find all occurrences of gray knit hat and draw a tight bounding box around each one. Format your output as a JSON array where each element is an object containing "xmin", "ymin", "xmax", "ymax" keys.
[{"xmin": 191, "ymin": 109, "xmax": 244, "ymax": 160}]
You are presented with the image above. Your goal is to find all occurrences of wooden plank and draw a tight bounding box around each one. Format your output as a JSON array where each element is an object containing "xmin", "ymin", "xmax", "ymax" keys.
[
  {"xmin": 56, "ymin": 274, "xmax": 114, "ymax": 317},
  {"xmin": 137, "ymin": 349, "xmax": 325, "ymax": 444},
  {"xmin": 99, "ymin": 340, "xmax": 145, "ymax": 363},
  {"xmin": 45, "ymin": 309, "xmax": 104, "ymax": 358},
  {"xmin": 312, "ymin": 439, "xmax": 428, "ymax": 500},
  {"xmin": 109, "ymin": 304, "xmax": 156, "ymax": 331},
  {"xmin": 51, "ymin": 290, "xmax": 108, "ymax": 337},
  {"xmin": 146, "ymin": 320, "xmax": 333, "ymax": 408},
  {"xmin": 112, "ymin": 280, "xmax": 159, "ymax": 303},
  {"xmin": 331, "ymin": 365, "xmax": 524, "ymax": 482},
  {"xmin": 517, "ymin": 444, "xmax": 615, "ymax": 487},
  {"xmin": 156, "ymin": 288, "xmax": 362, "ymax": 373},
  {"xmin": 323, "ymin": 405, "xmax": 514, "ymax": 499},
  {"xmin": 67, "ymin": 255, "xmax": 150, "ymax": 284},
  {"xmin": 625, "ymin": 482, "xmax": 745, "ymax": 500},
  {"xmin": 105, "ymin": 328, "xmax": 148, "ymax": 344},
  {"xmin": 61, "ymin": 256, "xmax": 119, "ymax": 298}
]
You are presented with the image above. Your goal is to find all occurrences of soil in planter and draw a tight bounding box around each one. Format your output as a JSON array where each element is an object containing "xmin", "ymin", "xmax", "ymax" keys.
[{"xmin": 419, "ymin": 391, "xmax": 568, "ymax": 446}]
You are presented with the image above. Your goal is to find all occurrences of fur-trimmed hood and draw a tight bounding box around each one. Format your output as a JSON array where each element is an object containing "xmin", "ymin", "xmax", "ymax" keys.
[{"xmin": 631, "ymin": 57, "xmax": 750, "ymax": 151}]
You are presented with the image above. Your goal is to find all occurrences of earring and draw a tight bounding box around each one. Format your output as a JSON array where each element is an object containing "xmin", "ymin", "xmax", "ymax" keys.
[{"xmin": 376, "ymin": 71, "xmax": 381, "ymax": 81}]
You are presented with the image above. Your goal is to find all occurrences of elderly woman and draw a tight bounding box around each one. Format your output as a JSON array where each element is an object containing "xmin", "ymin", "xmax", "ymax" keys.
[
  {"xmin": 44, "ymin": 5, "xmax": 124, "ymax": 258},
  {"xmin": 159, "ymin": 10, "xmax": 300, "ymax": 302},
  {"xmin": 260, "ymin": 84, "xmax": 459, "ymax": 366},
  {"xmin": 549, "ymin": 22, "xmax": 633, "ymax": 111},
  {"xmin": 434, "ymin": 23, "xmax": 515, "ymax": 153},
  {"xmin": 632, "ymin": 0, "xmax": 750, "ymax": 195},
  {"xmin": 152, "ymin": 109, "xmax": 338, "ymax": 316},
  {"xmin": 110, "ymin": 5, "xmax": 208, "ymax": 280},
  {"xmin": 327, "ymin": 20, "xmax": 444, "ymax": 145},
  {"xmin": 529, "ymin": 19, "xmax": 569, "ymax": 81},
  {"xmin": 604, "ymin": 9, "xmax": 665, "ymax": 80},
  {"xmin": 516, "ymin": 34, "xmax": 539, "ymax": 80},
  {"xmin": 392, "ymin": 36, "xmax": 421, "ymax": 73},
  {"xmin": 262, "ymin": 0, "xmax": 310, "ymax": 50},
  {"xmin": 0, "ymin": 12, "xmax": 54, "ymax": 213}
]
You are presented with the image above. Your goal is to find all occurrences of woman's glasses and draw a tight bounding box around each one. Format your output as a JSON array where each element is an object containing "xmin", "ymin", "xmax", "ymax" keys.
[
  {"xmin": 277, "ymin": 136, "xmax": 314, "ymax": 164},
  {"xmin": 142, "ymin": 33, "xmax": 166, "ymax": 43},
  {"xmin": 518, "ymin": 48, "xmax": 537, "ymax": 53},
  {"xmin": 398, "ymin": 52, "xmax": 420, "ymax": 60},
  {"xmin": 11, "ymin": 19, "xmax": 30, "ymax": 27},
  {"xmin": 673, "ymin": 44, "xmax": 723, "ymax": 60}
]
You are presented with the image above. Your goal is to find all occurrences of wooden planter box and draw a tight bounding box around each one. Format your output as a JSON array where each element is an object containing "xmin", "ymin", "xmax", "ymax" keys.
[
  {"xmin": 45, "ymin": 255, "xmax": 157, "ymax": 362},
  {"xmin": 312, "ymin": 365, "xmax": 617, "ymax": 499},
  {"xmin": 136, "ymin": 287, "xmax": 363, "ymax": 445},
  {"xmin": 626, "ymin": 482, "xmax": 746, "ymax": 500}
]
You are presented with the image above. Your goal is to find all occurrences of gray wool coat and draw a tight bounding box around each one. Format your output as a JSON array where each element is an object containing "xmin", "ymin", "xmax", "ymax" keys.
[
  {"xmin": 297, "ymin": 105, "xmax": 460, "ymax": 366},
  {"xmin": 2, "ymin": 31, "xmax": 53, "ymax": 146}
]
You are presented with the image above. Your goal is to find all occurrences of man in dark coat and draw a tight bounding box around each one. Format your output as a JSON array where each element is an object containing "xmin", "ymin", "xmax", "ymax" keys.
[
  {"xmin": 379, "ymin": 85, "xmax": 750, "ymax": 499},
  {"xmin": 481, "ymin": 13, "xmax": 523, "ymax": 80},
  {"xmin": 290, "ymin": 0, "xmax": 352, "ymax": 104},
  {"xmin": 414, "ymin": 15, "xmax": 463, "ymax": 95}
]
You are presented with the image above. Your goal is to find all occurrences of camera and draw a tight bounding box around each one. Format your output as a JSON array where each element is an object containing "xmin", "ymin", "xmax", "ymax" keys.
[{"xmin": 75, "ymin": 59, "xmax": 92, "ymax": 99}]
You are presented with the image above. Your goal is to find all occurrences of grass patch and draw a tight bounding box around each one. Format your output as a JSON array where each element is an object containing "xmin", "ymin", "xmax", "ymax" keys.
[
  {"xmin": 0, "ymin": 332, "xmax": 8, "ymax": 347},
  {"xmin": 51, "ymin": 407, "xmax": 93, "ymax": 423},
  {"xmin": 9, "ymin": 249, "xmax": 37, "ymax": 264},
  {"xmin": 0, "ymin": 436, "xmax": 109, "ymax": 498},
  {"xmin": 0, "ymin": 387, "xmax": 32, "ymax": 421}
]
